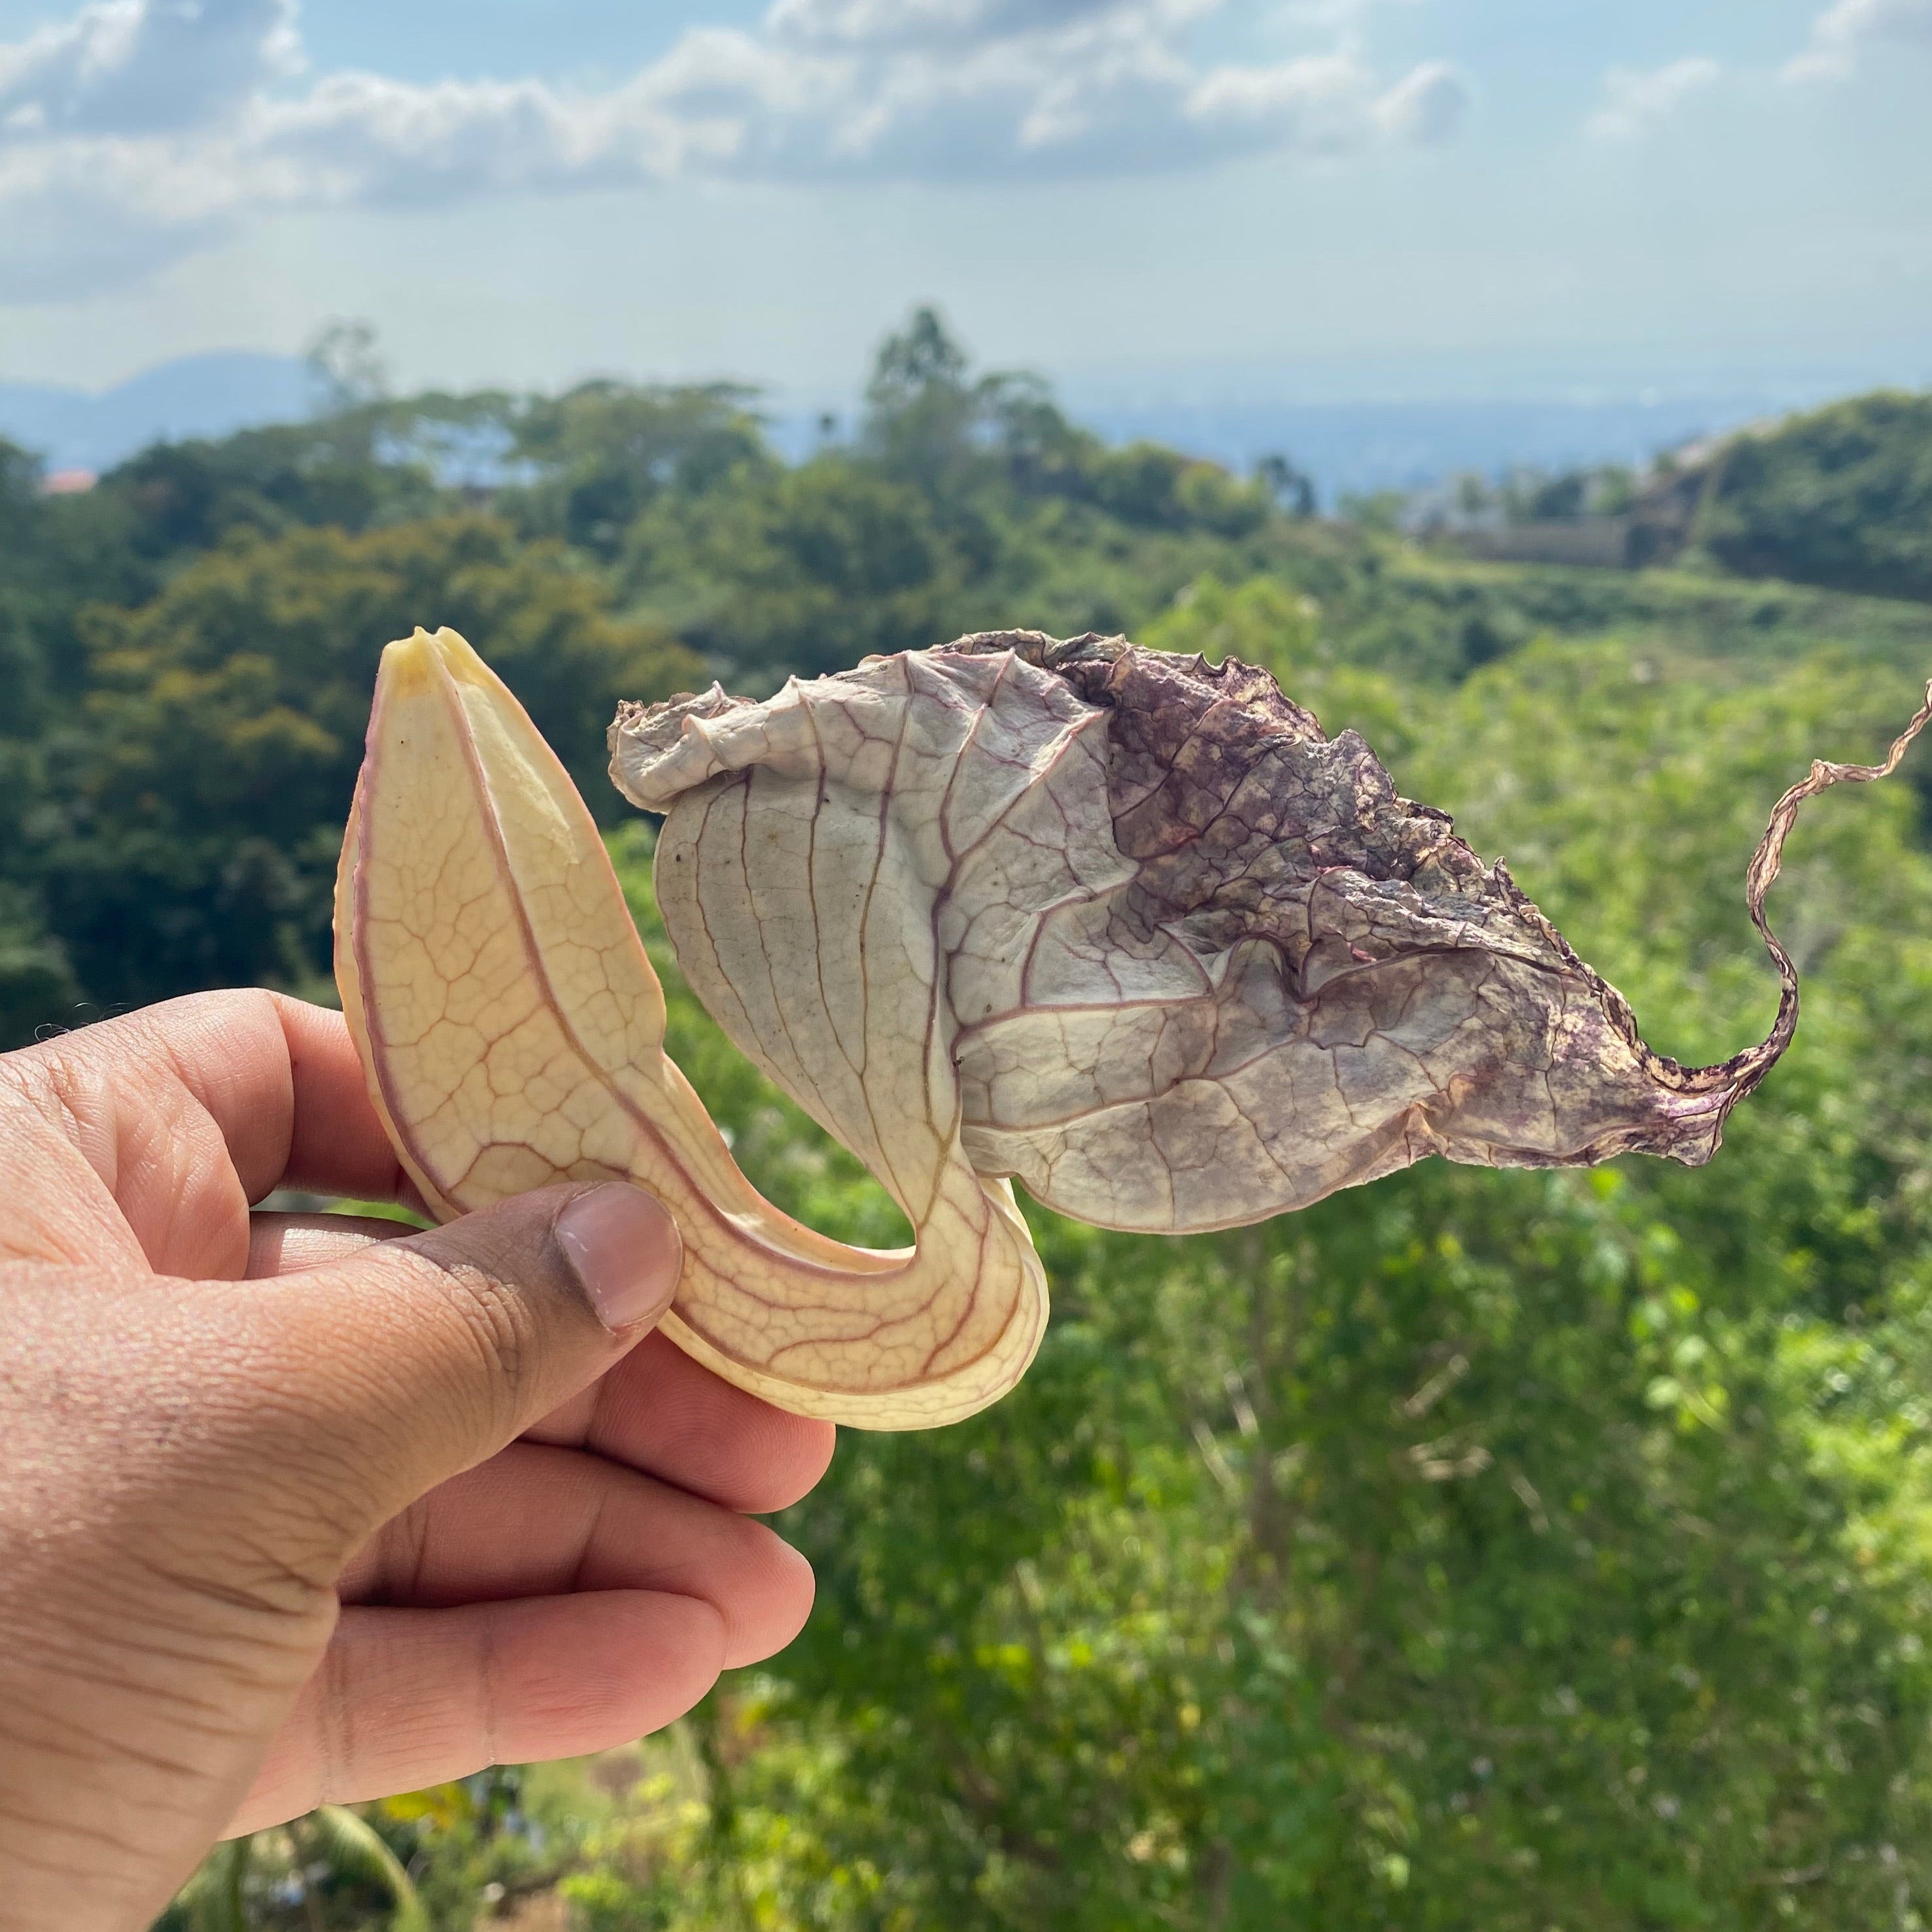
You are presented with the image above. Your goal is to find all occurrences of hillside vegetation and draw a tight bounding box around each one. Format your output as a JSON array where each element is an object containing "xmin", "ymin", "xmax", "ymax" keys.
[
  {"xmin": 7, "ymin": 319, "xmax": 1932, "ymax": 1928},
  {"xmin": 1695, "ymin": 391, "xmax": 1932, "ymax": 605}
]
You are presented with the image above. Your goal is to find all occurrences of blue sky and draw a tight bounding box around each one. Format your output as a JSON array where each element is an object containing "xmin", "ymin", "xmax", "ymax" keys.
[{"xmin": 0, "ymin": 0, "xmax": 1925, "ymax": 404}]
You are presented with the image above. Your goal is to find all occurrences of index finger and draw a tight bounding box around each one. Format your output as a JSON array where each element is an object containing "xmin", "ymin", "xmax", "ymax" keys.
[
  {"xmin": 269, "ymin": 993, "xmax": 424, "ymax": 1206},
  {"xmin": 20, "ymin": 989, "xmax": 417, "ymax": 1211}
]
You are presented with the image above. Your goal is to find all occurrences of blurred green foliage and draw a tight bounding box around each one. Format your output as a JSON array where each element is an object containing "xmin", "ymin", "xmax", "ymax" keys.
[
  {"xmin": 596, "ymin": 630, "xmax": 1932, "ymax": 1931},
  {"xmin": 1, "ymin": 515, "xmax": 694, "ymax": 1013},
  {"xmin": 15, "ymin": 320, "xmax": 1932, "ymax": 1925},
  {"xmin": 1695, "ymin": 392, "xmax": 1932, "ymax": 605}
]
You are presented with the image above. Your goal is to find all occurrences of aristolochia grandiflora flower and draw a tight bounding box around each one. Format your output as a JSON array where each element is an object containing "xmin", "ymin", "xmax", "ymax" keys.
[{"xmin": 337, "ymin": 627, "xmax": 1929, "ymax": 1428}]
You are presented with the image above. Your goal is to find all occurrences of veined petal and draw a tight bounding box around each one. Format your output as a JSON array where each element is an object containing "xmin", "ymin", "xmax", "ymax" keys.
[
  {"xmin": 613, "ymin": 629, "xmax": 1932, "ymax": 1235},
  {"xmin": 337, "ymin": 627, "xmax": 1046, "ymax": 1430}
]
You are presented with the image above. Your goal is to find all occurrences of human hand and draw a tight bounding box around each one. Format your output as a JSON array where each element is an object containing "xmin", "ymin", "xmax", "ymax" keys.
[{"xmin": 0, "ymin": 990, "xmax": 833, "ymax": 1932}]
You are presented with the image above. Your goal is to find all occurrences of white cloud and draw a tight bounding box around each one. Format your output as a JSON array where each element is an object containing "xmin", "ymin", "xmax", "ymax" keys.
[
  {"xmin": 0, "ymin": 0, "xmax": 1469, "ymax": 301},
  {"xmin": 0, "ymin": 141, "xmax": 234, "ymax": 298},
  {"xmin": 0, "ymin": 0, "xmax": 300, "ymax": 139},
  {"xmin": 766, "ymin": 0, "xmax": 1138, "ymax": 48},
  {"xmin": 1184, "ymin": 52, "xmax": 1466, "ymax": 157},
  {"xmin": 1784, "ymin": 0, "xmax": 1932, "ymax": 81},
  {"xmin": 1276, "ymin": 0, "xmax": 1424, "ymax": 27},
  {"xmin": 1585, "ymin": 56, "xmax": 1721, "ymax": 141},
  {"xmin": 1371, "ymin": 60, "xmax": 1466, "ymax": 145}
]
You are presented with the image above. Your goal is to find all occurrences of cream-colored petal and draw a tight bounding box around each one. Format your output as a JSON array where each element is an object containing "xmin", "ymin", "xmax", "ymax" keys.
[{"xmin": 336, "ymin": 627, "xmax": 1046, "ymax": 1430}]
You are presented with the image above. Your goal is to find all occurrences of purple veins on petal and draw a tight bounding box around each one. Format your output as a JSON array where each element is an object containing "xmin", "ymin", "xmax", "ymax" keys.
[{"xmin": 610, "ymin": 630, "xmax": 1932, "ymax": 1236}]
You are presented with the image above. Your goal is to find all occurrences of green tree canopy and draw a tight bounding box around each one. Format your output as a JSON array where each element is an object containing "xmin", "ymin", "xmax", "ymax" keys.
[
  {"xmin": 31, "ymin": 515, "xmax": 695, "ymax": 1014},
  {"xmin": 1696, "ymin": 391, "xmax": 1932, "ymax": 604},
  {"xmin": 503, "ymin": 379, "xmax": 773, "ymax": 558}
]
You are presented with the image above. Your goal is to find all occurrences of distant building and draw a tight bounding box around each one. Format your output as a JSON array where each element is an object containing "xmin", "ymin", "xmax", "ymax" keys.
[
  {"xmin": 1421, "ymin": 438, "xmax": 1724, "ymax": 573},
  {"xmin": 43, "ymin": 468, "xmax": 97, "ymax": 496},
  {"xmin": 1453, "ymin": 518, "xmax": 1636, "ymax": 570}
]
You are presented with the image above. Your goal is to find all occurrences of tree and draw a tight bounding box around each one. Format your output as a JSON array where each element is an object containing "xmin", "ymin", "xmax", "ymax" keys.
[
  {"xmin": 1695, "ymin": 392, "xmax": 1932, "ymax": 603},
  {"xmin": 123, "ymin": 355, "xmax": 1932, "ymax": 1927},
  {"xmin": 504, "ymin": 379, "xmax": 772, "ymax": 558},
  {"xmin": 1257, "ymin": 453, "xmax": 1318, "ymax": 519},
  {"xmin": 306, "ymin": 319, "xmax": 392, "ymax": 415},
  {"xmin": 21, "ymin": 515, "xmax": 697, "ymax": 1024},
  {"xmin": 625, "ymin": 455, "xmax": 961, "ymax": 681},
  {"xmin": 862, "ymin": 305, "xmax": 996, "ymax": 492}
]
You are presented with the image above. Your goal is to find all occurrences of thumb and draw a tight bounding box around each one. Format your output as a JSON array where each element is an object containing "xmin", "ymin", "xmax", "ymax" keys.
[{"xmin": 283, "ymin": 1180, "xmax": 682, "ymax": 1532}]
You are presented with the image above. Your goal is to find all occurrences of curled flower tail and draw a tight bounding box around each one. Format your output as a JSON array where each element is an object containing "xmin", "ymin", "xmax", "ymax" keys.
[{"xmin": 1676, "ymin": 677, "xmax": 1932, "ymax": 1107}]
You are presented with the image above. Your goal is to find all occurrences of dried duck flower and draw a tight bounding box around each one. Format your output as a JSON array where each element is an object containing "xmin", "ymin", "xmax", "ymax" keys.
[{"xmin": 340, "ymin": 626, "xmax": 1930, "ymax": 1428}]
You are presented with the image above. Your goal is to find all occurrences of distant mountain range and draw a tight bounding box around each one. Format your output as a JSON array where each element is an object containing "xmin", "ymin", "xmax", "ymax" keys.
[
  {"xmin": 0, "ymin": 351, "xmax": 315, "ymax": 475},
  {"xmin": 0, "ymin": 349, "xmax": 1828, "ymax": 498},
  {"xmin": 1044, "ymin": 394, "xmax": 1799, "ymax": 502}
]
